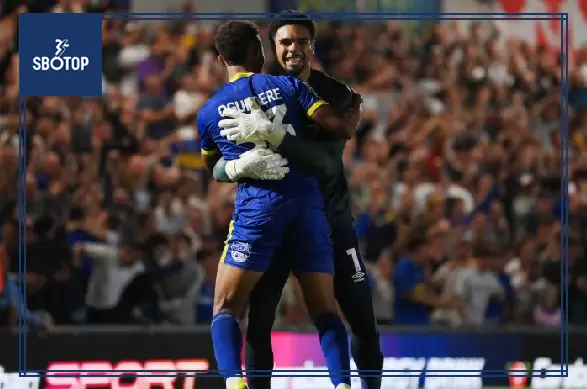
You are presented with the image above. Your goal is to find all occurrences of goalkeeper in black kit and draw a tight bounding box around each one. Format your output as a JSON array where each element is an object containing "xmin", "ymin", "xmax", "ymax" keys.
[{"xmin": 212, "ymin": 11, "xmax": 383, "ymax": 389}]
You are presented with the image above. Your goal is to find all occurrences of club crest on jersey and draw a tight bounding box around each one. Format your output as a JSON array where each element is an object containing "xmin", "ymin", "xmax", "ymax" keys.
[{"xmin": 230, "ymin": 242, "xmax": 251, "ymax": 263}]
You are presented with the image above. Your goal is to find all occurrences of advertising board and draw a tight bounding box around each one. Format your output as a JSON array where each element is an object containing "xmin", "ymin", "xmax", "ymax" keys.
[{"xmin": 0, "ymin": 328, "xmax": 585, "ymax": 389}]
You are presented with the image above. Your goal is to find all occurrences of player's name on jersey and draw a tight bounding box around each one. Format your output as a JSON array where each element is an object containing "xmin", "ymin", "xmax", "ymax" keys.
[{"xmin": 217, "ymin": 88, "xmax": 282, "ymax": 115}]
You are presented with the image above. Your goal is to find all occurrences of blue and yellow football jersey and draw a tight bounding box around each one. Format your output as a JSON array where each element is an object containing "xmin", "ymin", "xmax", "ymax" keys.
[
  {"xmin": 197, "ymin": 72, "xmax": 327, "ymax": 199},
  {"xmin": 196, "ymin": 72, "xmax": 333, "ymax": 274}
]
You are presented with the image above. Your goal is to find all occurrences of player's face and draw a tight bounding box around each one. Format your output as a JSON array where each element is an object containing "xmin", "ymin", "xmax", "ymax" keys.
[
  {"xmin": 248, "ymin": 35, "xmax": 266, "ymax": 73},
  {"xmin": 274, "ymin": 24, "xmax": 313, "ymax": 77}
]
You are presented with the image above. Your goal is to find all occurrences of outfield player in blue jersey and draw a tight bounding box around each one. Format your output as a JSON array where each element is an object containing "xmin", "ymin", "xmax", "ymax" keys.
[
  {"xmin": 198, "ymin": 21, "xmax": 361, "ymax": 389},
  {"xmin": 214, "ymin": 11, "xmax": 382, "ymax": 389}
]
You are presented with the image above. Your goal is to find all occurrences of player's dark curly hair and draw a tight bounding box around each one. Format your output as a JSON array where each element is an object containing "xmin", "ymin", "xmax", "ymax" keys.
[
  {"xmin": 267, "ymin": 10, "xmax": 316, "ymax": 50},
  {"xmin": 215, "ymin": 21, "xmax": 260, "ymax": 65}
]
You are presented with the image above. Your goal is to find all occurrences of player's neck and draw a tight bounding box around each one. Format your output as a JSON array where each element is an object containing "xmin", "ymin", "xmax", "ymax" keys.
[{"xmin": 226, "ymin": 66, "xmax": 254, "ymax": 82}]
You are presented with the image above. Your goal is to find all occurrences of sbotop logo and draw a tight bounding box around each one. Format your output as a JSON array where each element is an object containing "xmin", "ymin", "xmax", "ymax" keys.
[{"xmin": 32, "ymin": 38, "xmax": 89, "ymax": 71}]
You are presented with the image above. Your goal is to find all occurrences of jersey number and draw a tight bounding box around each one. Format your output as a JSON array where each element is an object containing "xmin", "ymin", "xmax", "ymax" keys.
[
  {"xmin": 346, "ymin": 247, "xmax": 362, "ymax": 273},
  {"xmin": 264, "ymin": 104, "xmax": 296, "ymax": 136}
]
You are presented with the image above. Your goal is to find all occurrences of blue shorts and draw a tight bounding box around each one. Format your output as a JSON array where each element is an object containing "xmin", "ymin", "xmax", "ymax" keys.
[
  {"xmin": 221, "ymin": 192, "xmax": 333, "ymax": 274},
  {"xmin": 270, "ymin": 217, "xmax": 368, "ymax": 282},
  {"xmin": 248, "ymin": 217, "xmax": 378, "ymax": 340}
]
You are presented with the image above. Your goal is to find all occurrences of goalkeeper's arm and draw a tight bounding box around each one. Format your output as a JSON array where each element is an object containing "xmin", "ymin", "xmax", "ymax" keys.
[
  {"xmin": 212, "ymin": 133, "xmax": 337, "ymax": 183},
  {"xmin": 211, "ymin": 148, "xmax": 289, "ymax": 182},
  {"xmin": 211, "ymin": 154, "xmax": 256, "ymax": 183},
  {"xmin": 277, "ymin": 130, "xmax": 339, "ymax": 178},
  {"xmin": 212, "ymin": 158, "xmax": 232, "ymax": 183}
]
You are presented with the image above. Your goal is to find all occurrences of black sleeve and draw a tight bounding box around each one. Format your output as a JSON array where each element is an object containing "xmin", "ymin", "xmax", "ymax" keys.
[
  {"xmin": 277, "ymin": 133, "xmax": 339, "ymax": 178},
  {"xmin": 308, "ymin": 69, "xmax": 355, "ymax": 110}
]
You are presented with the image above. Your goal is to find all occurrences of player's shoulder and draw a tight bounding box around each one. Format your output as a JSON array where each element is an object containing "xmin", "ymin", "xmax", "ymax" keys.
[
  {"xmin": 198, "ymin": 96, "xmax": 215, "ymax": 115},
  {"xmin": 277, "ymin": 75, "xmax": 321, "ymax": 98},
  {"xmin": 308, "ymin": 69, "xmax": 354, "ymax": 108},
  {"xmin": 309, "ymin": 69, "xmax": 350, "ymax": 90},
  {"xmin": 196, "ymin": 91, "xmax": 223, "ymax": 129},
  {"xmin": 201, "ymin": 83, "xmax": 236, "ymax": 113},
  {"xmin": 197, "ymin": 99, "xmax": 216, "ymax": 122},
  {"xmin": 309, "ymin": 68, "xmax": 338, "ymax": 84},
  {"xmin": 256, "ymin": 73, "xmax": 297, "ymax": 88},
  {"xmin": 205, "ymin": 84, "xmax": 232, "ymax": 106},
  {"xmin": 253, "ymin": 74, "xmax": 303, "ymax": 99}
]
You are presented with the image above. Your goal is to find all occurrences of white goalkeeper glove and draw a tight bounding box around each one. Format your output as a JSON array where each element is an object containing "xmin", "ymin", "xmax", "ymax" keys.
[
  {"xmin": 219, "ymin": 99, "xmax": 288, "ymax": 147},
  {"xmin": 225, "ymin": 148, "xmax": 290, "ymax": 181}
]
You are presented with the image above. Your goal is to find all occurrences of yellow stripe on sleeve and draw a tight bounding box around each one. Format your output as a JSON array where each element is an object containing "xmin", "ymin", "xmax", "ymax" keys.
[
  {"xmin": 307, "ymin": 100, "xmax": 328, "ymax": 117},
  {"xmin": 201, "ymin": 148, "xmax": 218, "ymax": 156}
]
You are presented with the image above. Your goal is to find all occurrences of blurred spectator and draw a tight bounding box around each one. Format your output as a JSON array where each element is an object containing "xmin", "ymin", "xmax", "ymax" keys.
[
  {"xmin": 534, "ymin": 282, "xmax": 561, "ymax": 327},
  {"xmin": 431, "ymin": 239, "xmax": 474, "ymax": 327},
  {"xmin": 392, "ymin": 234, "xmax": 456, "ymax": 325},
  {"xmin": 0, "ymin": 273, "xmax": 50, "ymax": 329},
  {"xmin": 368, "ymin": 249, "xmax": 394, "ymax": 325},
  {"xmin": 505, "ymin": 237, "xmax": 544, "ymax": 324},
  {"xmin": 154, "ymin": 190, "xmax": 188, "ymax": 234},
  {"xmin": 74, "ymin": 239, "xmax": 150, "ymax": 324},
  {"xmin": 458, "ymin": 245, "xmax": 505, "ymax": 327},
  {"xmin": 193, "ymin": 249, "xmax": 218, "ymax": 324},
  {"xmin": 485, "ymin": 250, "xmax": 515, "ymax": 325},
  {"xmin": 155, "ymin": 233, "xmax": 202, "ymax": 324},
  {"xmin": 0, "ymin": 224, "xmax": 49, "ymax": 329}
]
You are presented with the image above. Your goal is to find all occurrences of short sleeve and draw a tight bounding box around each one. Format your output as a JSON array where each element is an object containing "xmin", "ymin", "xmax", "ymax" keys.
[
  {"xmin": 196, "ymin": 109, "xmax": 218, "ymax": 156},
  {"xmin": 291, "ymin": 77, "xmax": 329, "ymax": 118}
]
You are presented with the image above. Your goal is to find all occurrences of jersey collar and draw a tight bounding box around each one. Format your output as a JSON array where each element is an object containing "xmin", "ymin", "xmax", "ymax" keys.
[{"xmin": 229, "ymin": 72, "xmax": 254, "ymax": 82}]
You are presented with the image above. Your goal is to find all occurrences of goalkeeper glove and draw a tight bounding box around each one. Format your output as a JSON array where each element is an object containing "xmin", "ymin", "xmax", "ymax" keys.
[
  {"xmin": 218, "ymin": 99, "xmax": 289, "ymax": 147},
  {"xmin": 225, "ymin": 148, "xmax": 289, "ymax": 181}
]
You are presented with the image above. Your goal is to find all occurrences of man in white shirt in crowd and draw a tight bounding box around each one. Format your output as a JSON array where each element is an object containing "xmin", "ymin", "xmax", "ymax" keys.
[
  {"xmin": 431, "ymin": 239, "xmax": 474, "ymax": 327},
  {"xmin": 74, "ymin": 239, "xmax": 147, "ymax": 324},
  {"xmin": 457, "ymin": 245, "xmax": 505, "ymax": 327}
]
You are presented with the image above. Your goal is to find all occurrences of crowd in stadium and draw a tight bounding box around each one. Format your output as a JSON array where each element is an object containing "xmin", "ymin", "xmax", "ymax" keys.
[{"xmin": 0, "ymin": 1, "xmax": 586, "ymax": 330}]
